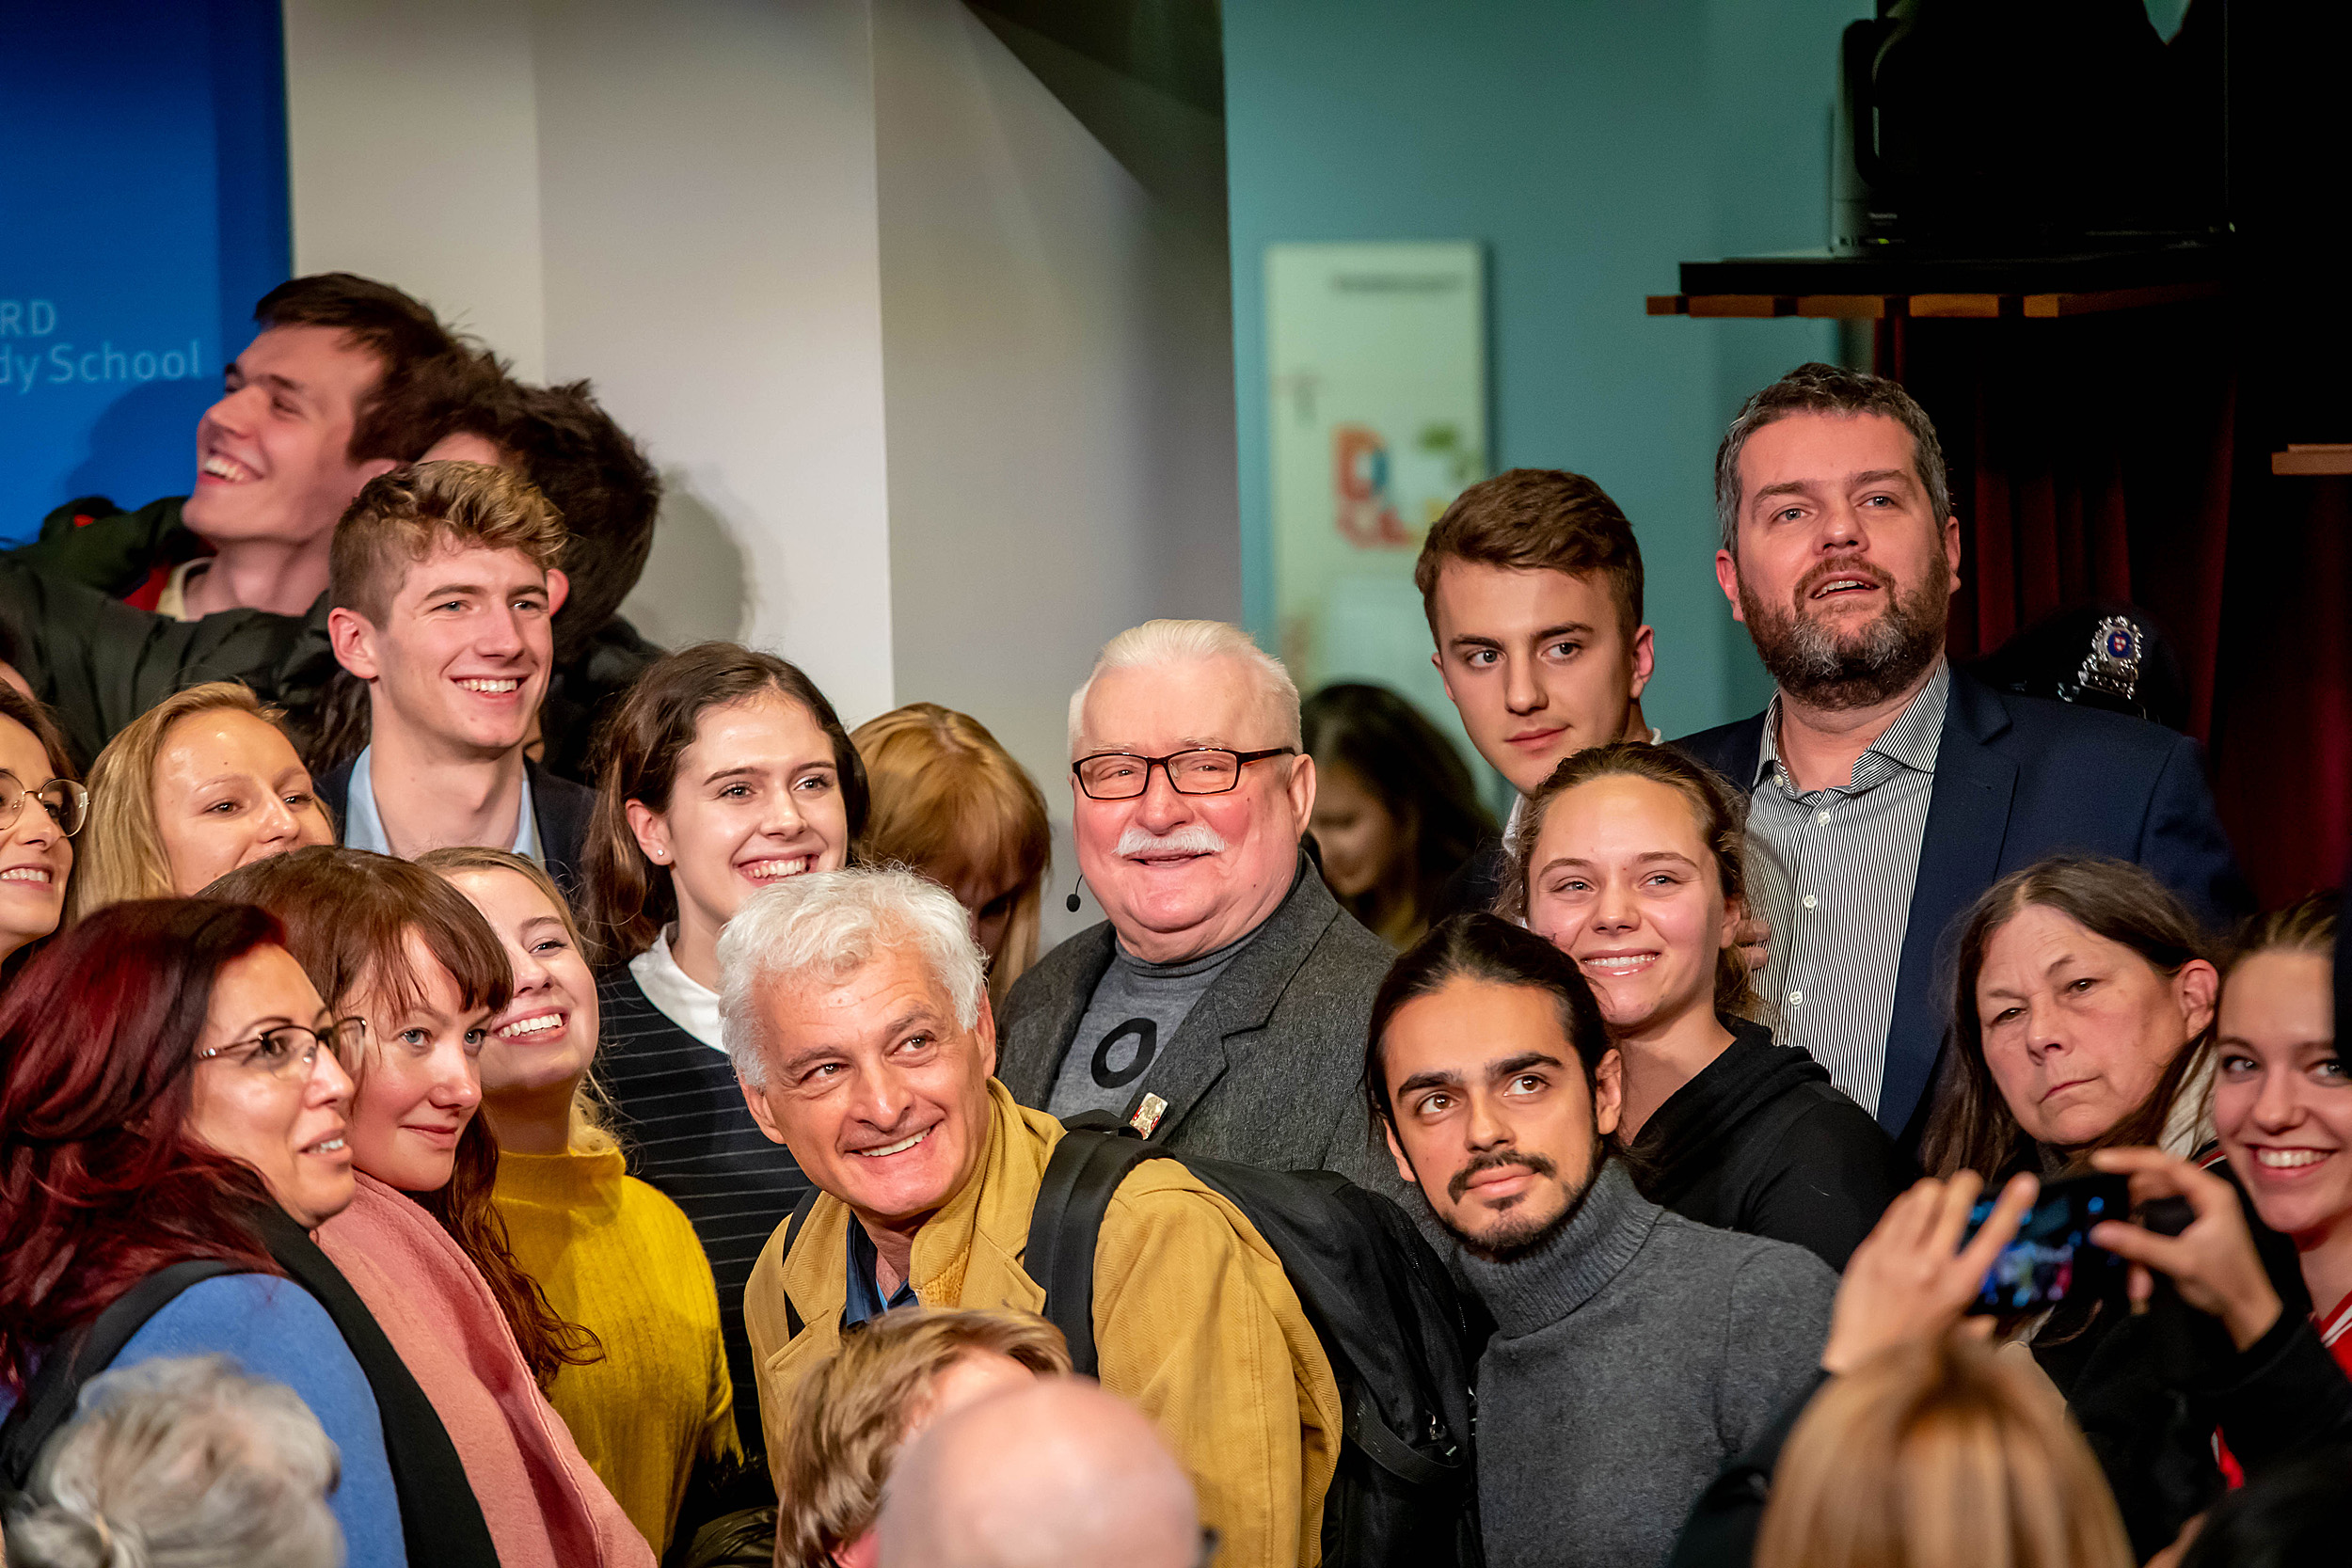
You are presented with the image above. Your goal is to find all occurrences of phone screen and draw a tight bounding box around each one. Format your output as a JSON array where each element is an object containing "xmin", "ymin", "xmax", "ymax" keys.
[{"xmin": 1963, "ymin": 1174, "xmax": 2131, "ymax": 1314}]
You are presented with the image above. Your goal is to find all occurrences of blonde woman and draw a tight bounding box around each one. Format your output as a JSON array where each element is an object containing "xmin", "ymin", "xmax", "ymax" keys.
[
  {"xmin": 421, "ymin": 847, "xmax": 739, "ymax": 1559},
  {"xmin": 851, "ymin": 703, "xmax": 1049, "ymax": 1006},
  {"xmin": 72, "ymin": 681, "xmax": 331, "ymax": 918},
  {"xmin": 1756, "ymin": 1332, "xmax": 2133, "ymax": 1568}
]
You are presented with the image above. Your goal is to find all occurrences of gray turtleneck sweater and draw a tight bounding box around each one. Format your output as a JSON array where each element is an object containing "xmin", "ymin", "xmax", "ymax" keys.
[{"xmin": 1459, "ymin": 1161, "xmax": 1837, "ymax": 1568}]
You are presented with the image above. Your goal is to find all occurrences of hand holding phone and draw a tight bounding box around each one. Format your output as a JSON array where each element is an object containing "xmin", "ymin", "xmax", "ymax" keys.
[
  {"xmin": 2086, "ymin": 1148, "xmax": 2284, "ymax": 1352},
  {"xmin": 1961, "ymin": 1173, "xmax": 2132, "ymax": 1314},
  {"xmin": 1821, "ymin": 1170, "xmax": 2040, "ymax": 1375}
]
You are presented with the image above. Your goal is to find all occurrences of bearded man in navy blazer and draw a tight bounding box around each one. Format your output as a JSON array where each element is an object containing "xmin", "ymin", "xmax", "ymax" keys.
[{"xmin": 1677, "ymin": 363, "xmax": 2248, "ymax": 1146}]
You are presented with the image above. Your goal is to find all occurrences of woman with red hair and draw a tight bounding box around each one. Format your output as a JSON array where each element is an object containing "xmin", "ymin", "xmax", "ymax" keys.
[{"xmin": 0, "ymin": 899, "xmax": 500, "ymax": 1568}]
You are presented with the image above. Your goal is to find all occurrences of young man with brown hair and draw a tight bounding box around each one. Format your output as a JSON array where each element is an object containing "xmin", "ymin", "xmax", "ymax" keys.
[
  {"xmin": 320, "ymin": 460, "xmax": 594, "ymax": 885},
  {"xmin": 1414, "ymin": 467, "xmax": 1658, "ymax": 913},
  {"xmin": 15, "ymin": 273, "xmax": 495, "ymax": 618}
]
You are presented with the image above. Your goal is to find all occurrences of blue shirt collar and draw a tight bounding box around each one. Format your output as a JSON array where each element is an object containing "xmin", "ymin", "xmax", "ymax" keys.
[
  {"xmin": 843, "ymin": 1218, "xmax": 919, "ymax": 1327},
  {"xmin": 344, "ymin": 746, "xmax": 542, "ymax": 863}
]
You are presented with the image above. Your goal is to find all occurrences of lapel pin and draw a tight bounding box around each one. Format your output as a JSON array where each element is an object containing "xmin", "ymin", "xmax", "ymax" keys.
[{"xmin": 1129, "ymin": 1093, "xmax": 1169, "ymax": 1138}]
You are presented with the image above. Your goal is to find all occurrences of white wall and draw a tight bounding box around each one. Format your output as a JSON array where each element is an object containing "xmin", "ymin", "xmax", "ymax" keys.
[
  {"xmin": 870, "ymin": 0, "xmax": 1242, "ymax": 941},
  {"xmin": 281, "ymin": 0, "xmax": 1243, "ymax": 914},
  {"xmin": 282, "ymin": 0, "xmax": 549, "ymax": 380},
  {"xmin": 528, "ymin": 0, "xmax": 896, "ymax": 716}
]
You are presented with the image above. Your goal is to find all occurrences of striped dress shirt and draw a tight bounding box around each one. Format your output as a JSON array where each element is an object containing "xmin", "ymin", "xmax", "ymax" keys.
[{"xmin": 1742, "ymin": 662, "xmax": 1948, "ymax": 1117}]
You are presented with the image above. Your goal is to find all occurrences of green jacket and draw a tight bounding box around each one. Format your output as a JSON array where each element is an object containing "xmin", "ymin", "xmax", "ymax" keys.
[{"xmin": 15, "ymin": 494, "xmax": 210, "ymax": 603}]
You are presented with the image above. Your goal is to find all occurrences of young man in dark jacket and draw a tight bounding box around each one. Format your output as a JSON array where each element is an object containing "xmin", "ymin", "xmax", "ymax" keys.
[
  {"xmin": 2, "ymin": 372, "xmax": 662, "ymax": 785},
  {"xmin": 317, "ymin": 461, "xmax": 593, "ymax": 886},
  {"xmin": 1366, "ymin": 914, "xmax": 1835, "ymax": 1568},
  {"xmin": 15, "ymin": 274, "xmax": 487, "ymax": 619}
]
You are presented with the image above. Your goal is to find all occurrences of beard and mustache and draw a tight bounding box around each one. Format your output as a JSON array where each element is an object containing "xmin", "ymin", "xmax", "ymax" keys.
[
  {"xmin": 1738, "ymin": 555, "xmax": 1951, "ymax": 712},
  {"xmin": 1436, "ymin": 1139, "xmax": 1609, "ymax": 1264}
]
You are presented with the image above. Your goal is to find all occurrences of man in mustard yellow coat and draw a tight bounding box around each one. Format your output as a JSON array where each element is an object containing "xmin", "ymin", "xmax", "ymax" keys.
[{"xmin": 723, "ymin": 866, "xmax": 1341, "ymax": 1568}]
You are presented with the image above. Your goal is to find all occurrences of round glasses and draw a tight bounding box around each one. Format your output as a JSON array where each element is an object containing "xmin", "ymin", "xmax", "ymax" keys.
[
  {"xmin": 193, "ymin": 1018, "xmax": 368, "ymax": 1082},
  {"xmin": 0, "ymin": 773, "xmax": 87, "ymax": 839},
  {"xmin": 1072, "ymin": 747, "xmax": 1296, "ymax": 800}
]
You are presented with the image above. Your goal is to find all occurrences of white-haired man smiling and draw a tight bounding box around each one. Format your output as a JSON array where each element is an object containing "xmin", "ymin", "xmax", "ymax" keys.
[
  {"xmin": 993, "ymin": 620, "xmax": 1400, "ymax": 1189},
  {"xmin": 724, "ymin": 866, "xmax": 1340, "ymax": 1568}
]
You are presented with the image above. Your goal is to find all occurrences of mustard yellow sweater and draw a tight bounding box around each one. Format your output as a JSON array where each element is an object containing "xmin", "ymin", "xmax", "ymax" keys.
[{"xmin": 494, "ymin": 1147, "xmax": 740, "ymax": 1553}]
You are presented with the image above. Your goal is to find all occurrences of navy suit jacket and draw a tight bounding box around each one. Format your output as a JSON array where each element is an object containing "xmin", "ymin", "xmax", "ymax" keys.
[
  {"xmin": 1675, "ymin": 669, "xmax": 2249, "ymax": 1141},
  {"xmin": 317, "ymin": 755, "xmax": 596, "ymax": 901}
]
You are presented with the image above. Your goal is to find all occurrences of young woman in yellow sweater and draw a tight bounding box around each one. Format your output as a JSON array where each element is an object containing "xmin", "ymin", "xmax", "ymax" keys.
[{"xmin": 421, "ymin": 847, "xmax": 741, "ymax": 1557}]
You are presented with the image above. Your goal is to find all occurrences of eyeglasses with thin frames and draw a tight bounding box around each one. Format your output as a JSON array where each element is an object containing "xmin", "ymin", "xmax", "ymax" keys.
[
  {"xmin": 1072, "ymin": 748, "xmax": 1296, "ymax": 801},
  {"xmin": 193, "ymin": 1018, "xmax": 368, "ymax": 1083},
  {"xmin": 0, "ymin": 772, "xmax": 87, "ymax": 838}
]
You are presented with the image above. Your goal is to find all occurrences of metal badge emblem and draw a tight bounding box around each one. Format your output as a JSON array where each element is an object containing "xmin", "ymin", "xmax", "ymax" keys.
[
  {"xmin": 2074, "ymin": 614, "xmax": 2144, "ymax": 703},
  {"xmin": 1129, "ymin": 1092, "xmax": 1170, "ymax": 1139}
]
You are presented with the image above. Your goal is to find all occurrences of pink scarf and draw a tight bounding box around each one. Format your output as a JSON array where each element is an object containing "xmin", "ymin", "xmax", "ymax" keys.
[{"xmin": 318, "ymin": 1174, "xmax": 654, "ymax": 1568}]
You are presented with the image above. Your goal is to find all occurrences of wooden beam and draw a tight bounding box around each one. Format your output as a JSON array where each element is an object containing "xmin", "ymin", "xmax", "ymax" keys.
[
  {"xmin": 1795, "ymin": 294, "xmax": 1885, "ymax": 319},
  {"xmin": 2273, "ymin": 445, "xmax": 2352, "ymax": 476},
  {"xmin": 1908, "ymin": 293, "xmax": 2002, "ymax": 318},
  {"xmin": 1645, "ymin": 294, "xmax": 1688, "ymax": 316},
  {"xmin": 2022, "ymin": 279, "xmax": 2224, "ymax": 318},
  {"xmin": 1687, "ymin": 294, "xmax": 1792, "ymax": 318}
]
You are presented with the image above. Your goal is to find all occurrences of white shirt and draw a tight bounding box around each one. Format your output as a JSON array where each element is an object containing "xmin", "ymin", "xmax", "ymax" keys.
[
  {"xmin": 628, "ymin": 927, "xmax": 727, "ymax": 1055},
  {"xmin": 342, "ymin": 745, "xmax": 541, "ymax": 864}
]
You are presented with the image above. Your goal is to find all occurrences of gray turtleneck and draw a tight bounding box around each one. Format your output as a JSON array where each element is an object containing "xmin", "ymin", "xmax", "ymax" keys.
[{"xmin": 1458, "ymin": 1161, "xmax": 1837, "ymax": 1568}]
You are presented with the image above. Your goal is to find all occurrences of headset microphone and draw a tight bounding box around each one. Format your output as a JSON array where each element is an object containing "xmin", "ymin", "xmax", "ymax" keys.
[{"xmin": 1065, "ymin": 874, "xmax": 1086, "ymax": 914}]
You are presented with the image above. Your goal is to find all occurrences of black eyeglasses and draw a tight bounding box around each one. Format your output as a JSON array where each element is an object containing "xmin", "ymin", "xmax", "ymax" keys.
[
  {"xmin": 1072, "ymin": 748, "xmax": 1295, "ymax": 801},
  {"xmin": 194, "ymin": 1018, "xmax": 368, "ymax": 1083},
  {"xmin": 0, "ymin": 773, "xmax": 87, "ymax": 838}
]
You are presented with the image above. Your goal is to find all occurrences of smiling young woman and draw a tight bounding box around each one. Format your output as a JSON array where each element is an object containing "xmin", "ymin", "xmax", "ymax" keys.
[
  {"xmin": 1505, "ymin": 741, "xmax": 1905, "ymax": 1270},
  {"xmin": 0, "ymin": 683, "xmax": 83, "ymax": 978},
  {"xmin": 71, "ymin": 681, "xmax": 333, "ymax": 921},
  {"xmin": 2215, "ymin": 894, "xmax": 2350, "ymax": 1373},
  {"xmin": 423, "ymin": 846, "xmax": 740, "ymax": 1558},
  {"xmin": 212, "ymin": 845, "xmax": 651, "ymax": 1568},
  {"xmin": 579, "ymin": 641, "xmax": 867, "ymax": 1482}
]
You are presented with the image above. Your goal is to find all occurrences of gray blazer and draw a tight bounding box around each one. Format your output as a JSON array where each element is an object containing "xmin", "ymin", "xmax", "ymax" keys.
[{"xmin": 995, "ymin": 852, "xmax": 1405, "ymax": 1196}]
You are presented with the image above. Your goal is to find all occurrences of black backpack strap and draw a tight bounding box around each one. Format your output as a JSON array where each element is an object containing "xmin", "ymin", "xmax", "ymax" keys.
[
  {"xmin": 1343, "ymin": 1386, "xmax": 1465, "ymax": 1488},
  {"xmin": 1025, "ymin": 1126, "xmax": 1172, "ymax": 1378},
  {"xmin": 776, "ymin": 1186, "xmax": 825, "ymax": 1341},
  {"xmin": 0, "ymin": 1259, "xmax": 237, "ymax": 1492}
]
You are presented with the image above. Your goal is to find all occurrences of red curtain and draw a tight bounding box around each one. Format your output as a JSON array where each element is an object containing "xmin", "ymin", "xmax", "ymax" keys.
[{"xmin": 1883, "ymin": 304, "xmax": 2349, "ymax": 907}]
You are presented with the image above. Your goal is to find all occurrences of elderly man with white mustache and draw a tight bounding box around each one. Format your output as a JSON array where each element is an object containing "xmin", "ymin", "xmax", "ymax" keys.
[{"xmin": 994, "ymin": 620, "xmax": 1402, "ymax": 1191}]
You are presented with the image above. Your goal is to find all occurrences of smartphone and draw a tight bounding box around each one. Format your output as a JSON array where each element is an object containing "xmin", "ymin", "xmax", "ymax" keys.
[{"xmin": 1962, "ymin": 1173, "xmax": 2133, "ymax": 1314}]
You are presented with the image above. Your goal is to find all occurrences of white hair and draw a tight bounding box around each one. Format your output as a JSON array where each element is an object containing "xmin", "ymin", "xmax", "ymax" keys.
[
  {"xmin": 719, "ymin": 866, "xmax": 989, "ymax": 1088},
  {"xmin": 1066, "ymin": 619, "xmax": 1302, "ymax": 756},
  {"xmin": 8, "ymin": 1354, "xmax": 342, "ymax": 1568}
]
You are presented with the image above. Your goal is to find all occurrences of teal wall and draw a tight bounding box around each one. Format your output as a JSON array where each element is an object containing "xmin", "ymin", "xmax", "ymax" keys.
[{"xmin": 1223, "ymin": 0, "xmax": 1870, "ymax": 739}]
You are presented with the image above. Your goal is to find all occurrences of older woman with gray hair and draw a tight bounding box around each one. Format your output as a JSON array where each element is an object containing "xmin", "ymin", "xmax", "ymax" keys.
[{"xmin": 4, "ymin": 1354, "xmax": 342, "ymax": 1568}]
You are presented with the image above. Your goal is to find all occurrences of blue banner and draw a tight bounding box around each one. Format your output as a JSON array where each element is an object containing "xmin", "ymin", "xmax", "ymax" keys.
[{"xmin": 0, "ymin": 1, "xmax": 291, "ymax": 543}]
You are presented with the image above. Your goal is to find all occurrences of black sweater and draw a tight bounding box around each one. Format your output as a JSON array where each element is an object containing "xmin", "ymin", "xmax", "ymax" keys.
[
  {"xmin": 596, "ymin": 967, "xmax": 811, "ymax": 1468},
  {"xmin": 1629, "ymin": 1018, "xmax": 1913, "ymax": 1272}
]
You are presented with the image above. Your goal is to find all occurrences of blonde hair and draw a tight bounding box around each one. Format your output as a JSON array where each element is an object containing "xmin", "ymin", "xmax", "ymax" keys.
[
  {"xmin": 853, "ymin": 704, "xmax": 1050, "ymax": 1006},
  {"xmin": 415, "ymin": 846, "xmax": 618, "ymax": 1155},
  {"xmin": 328, "ymin": 459, "xmax": 567, "ymax": 626},
  {"xmin": 1068, "ymin": 619, "xmax": 1301, "ymax": 754},
  {"xmin": 1756, "ymin": 1334, "xmax": 2133, "ymax": 1568},
  {"xmin": 774, "ymin": 1308, "xmax": 1071, "ymax": 1568},
  {"xmin": 72, "ymin": 683, "xmax": 322, "ymax": 922}
]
